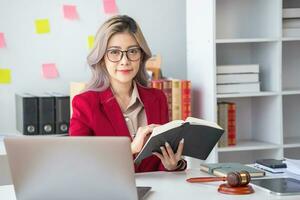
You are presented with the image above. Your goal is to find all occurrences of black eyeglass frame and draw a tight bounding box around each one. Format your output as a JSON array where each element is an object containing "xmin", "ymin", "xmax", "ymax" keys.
[{"xmin": 106, "ymin": 48, "xmax": 143, "ymax": 63}]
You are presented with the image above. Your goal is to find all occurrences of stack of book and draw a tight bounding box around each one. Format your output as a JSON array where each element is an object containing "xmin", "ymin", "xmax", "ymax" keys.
[
  {"xmin": 216, "ymin": 64, "xmax": 260, "ymax": 94},
  {"xmin": 150, "ymin": 79, "xmax": 191, "ymax": 121},
  {"xmin": 217, "ymin": 102, "xmax": 236, "ymax": 147},
  {"xmin": 283, "ymin": 8, "xmax": 300, "ymax": 37},
  {"xmin": 200, "ymin": 162, "xmax": 265, "ymax": 178}
]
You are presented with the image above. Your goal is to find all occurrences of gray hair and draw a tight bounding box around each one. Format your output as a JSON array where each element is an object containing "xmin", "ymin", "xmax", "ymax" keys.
[{"xmin": 85, "ymin": 15, "xmax": 151, "ymax": 91}]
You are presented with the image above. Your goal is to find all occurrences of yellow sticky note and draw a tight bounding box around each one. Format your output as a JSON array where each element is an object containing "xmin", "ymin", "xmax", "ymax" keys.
[
  {"xmin": 35, "ymin": 19, "xmax": 50, "ymax": 34},
  {"xmin": 0, "ymin": 68, "xmax": 12, "ymax": 84},
  {"xmin": 88, "ymin": 35, "xmax": 95, "ymax": 49}
]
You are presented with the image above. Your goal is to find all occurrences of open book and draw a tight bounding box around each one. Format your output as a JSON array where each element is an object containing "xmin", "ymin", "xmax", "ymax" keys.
[{"xmin": 134, "ymin": 117, "xmax": 224, "ymax": 163}]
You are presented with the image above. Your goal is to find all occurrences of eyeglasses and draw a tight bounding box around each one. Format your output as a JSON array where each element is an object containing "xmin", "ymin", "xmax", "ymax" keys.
[{"xmin": 106, "ymin": 48, "xmax": 142, "ymax": 62}]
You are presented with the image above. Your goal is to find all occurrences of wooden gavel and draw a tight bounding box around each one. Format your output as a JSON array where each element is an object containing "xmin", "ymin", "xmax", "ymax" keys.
[{"xmin": 186, "ymin": 171, "xmax": 251, "ymax": 187}]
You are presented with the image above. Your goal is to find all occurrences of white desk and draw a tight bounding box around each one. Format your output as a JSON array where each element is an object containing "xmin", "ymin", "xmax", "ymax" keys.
[{"xmin": 1, "ymin": 170, "xmax": 300, "ymax": 200}]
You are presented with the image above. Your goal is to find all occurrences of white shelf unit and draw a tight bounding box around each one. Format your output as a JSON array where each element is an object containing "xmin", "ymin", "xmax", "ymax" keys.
[
  {"xmin": 282, "ymin": 94, "xmax": 300, "ymax": 148},
  {"xmin": 187, "ymin": 0, "xmax": 300, "ymax": 166},
  {"xmin": 282, "ymin": 41, "xmax": 300, "ymax": 91},
  {"xmin": 282, "ymin": 0, "xmax": 300, "ymax": 158}
]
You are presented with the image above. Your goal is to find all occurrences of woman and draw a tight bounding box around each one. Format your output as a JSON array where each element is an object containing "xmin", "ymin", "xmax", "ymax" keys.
[{"xmin": 70, "ymin": 15, "xmax": 186, "ymax": 172}]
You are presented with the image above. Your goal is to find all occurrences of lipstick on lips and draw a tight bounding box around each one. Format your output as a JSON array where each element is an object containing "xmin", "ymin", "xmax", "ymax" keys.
[{"xmin": 117, "ymin": 69, "xmax": 133, "ymax": 74}]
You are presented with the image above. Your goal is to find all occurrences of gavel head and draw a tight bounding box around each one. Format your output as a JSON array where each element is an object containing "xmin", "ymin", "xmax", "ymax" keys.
[{"xmin": 226, "ymin": 171, "xmax": 251, "ymax": 187}]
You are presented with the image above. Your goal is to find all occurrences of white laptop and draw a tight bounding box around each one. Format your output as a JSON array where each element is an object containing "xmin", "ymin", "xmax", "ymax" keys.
[{"xmin": 4, "ymin": 136, "xmax": 151, "ymax": 200}]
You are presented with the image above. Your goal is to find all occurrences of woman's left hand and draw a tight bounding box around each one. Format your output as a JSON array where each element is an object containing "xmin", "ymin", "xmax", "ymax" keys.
[{"xmin": 152, "ymin": 138, "xmax": 184, "ymax": 171}]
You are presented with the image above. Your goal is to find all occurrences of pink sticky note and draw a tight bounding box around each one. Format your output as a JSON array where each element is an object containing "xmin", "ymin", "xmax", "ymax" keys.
[
  {"xmin": 0, "ymin": 32, "xmax": 6, "ymax": 48},
  {"xmin": 42, "ymin": 63, "xmax": 59, "ymax": 79},
  {"xmin": 63, "ymin": 5, "xmax": 79, "ymax": 20},
  {"xmin": 103, "ymin": 0, "xmax": 118, "ymax": 14}
]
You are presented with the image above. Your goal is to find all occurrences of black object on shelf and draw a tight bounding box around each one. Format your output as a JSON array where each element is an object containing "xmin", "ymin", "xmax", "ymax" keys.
[
  {"xmin": 256, "ymin": 159, "xmax": 287, "ymax": 169},
  {"xmin": 15, "ymin": 93, "xmax": 39, "ymax": 135}
]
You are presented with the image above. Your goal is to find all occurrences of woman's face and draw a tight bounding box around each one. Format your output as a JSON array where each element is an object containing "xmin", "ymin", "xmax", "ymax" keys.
[{"xmin": 104, "ymin": 32, "xmax": 142, "ymax": 87}]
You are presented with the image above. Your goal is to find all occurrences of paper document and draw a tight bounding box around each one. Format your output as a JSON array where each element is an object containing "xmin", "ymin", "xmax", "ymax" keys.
[{"xmin": 285, "ymin": 158, "xmax": 300, "ymax": 175}]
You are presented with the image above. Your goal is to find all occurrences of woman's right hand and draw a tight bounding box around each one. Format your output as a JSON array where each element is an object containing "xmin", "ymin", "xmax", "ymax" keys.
[{"xmin": 131, "ymin": 124, "xmax": 160, "ymax": 155}]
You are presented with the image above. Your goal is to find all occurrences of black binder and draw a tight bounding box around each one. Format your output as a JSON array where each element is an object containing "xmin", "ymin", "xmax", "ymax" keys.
[
  {"xmin": 15, "ymin": 93, "xmax": 39, "ymax": 135},
  {"xmin": 52, "ymin": 93, "xmax": 70, "ymax": 134},
  {"xmin": 38, "ymin": 95, "xmax": 55, "ymax": 134}
]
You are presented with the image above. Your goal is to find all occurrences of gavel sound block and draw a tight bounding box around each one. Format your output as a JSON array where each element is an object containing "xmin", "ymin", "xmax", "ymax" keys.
[{"xmin": 186, "ymin": 171, "xmax": 254, "ymax": 195}]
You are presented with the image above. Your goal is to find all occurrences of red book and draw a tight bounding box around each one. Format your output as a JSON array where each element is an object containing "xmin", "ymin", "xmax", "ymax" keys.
[
  {"xmin": 151, "ymin": 80, "xmax": 163, "ymax": 90},
  {"xmin": 181, "ymin": 80, "xmax": 191, "ymax": 120},
  {"xmin": 162, "ymin": 80, "xmax": 172, "ymax": 121},
  {"xmin": 227, "ymin": 103, "xmax": 236, "ymax": 146}
]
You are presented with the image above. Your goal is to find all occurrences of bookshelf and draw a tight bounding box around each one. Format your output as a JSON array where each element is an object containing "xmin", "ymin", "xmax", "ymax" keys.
[{"xmin": 187, "ymin": 0, "xmax": 300, "ymax": 167}]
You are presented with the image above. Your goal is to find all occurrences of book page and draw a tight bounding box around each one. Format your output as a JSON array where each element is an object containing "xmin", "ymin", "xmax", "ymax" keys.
[
  {"xmin": 185, "ymin": 117, "xmax": 223, "ymax": 130},
  {"xmin": 151, "ymin": 120, "xmax": 183, "ymax": 136}
]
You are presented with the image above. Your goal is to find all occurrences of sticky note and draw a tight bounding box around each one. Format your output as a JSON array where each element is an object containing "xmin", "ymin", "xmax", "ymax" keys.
[
  {"xmin": 0, "ymin": 32, "xmax": 6, "ymax": 48},
  {"xmin": 0, "ymin": 68, "xmax": 11, "ymax": 84},
  {"xmin": 88, "ymin": 35, "xmax": 95, "ymax": 49},
  {"xmin": 35, "ymin": 19, "xmax": 50, "ymax": 34},
  {"xmin": 42, "ymin": 63, "xmax": 59, "ymax": 79},
  {"xmin": 63, "ymin": 5, "xmax": 79, "ymax": 20},
  {"xmin": 103, "ymin": 0, "xmax": 118, "ymax": 14}
]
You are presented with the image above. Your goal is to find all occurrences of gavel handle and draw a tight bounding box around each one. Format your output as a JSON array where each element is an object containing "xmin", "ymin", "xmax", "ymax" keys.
[{"xmin": 186, "ymin": 176, "xmax": 227, "ymax": 183}]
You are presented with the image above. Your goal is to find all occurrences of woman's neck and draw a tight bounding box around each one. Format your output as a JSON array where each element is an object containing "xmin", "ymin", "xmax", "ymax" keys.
[{"xmin": 110, "ymin": 81, "xmax": 133, "ymax": 99}]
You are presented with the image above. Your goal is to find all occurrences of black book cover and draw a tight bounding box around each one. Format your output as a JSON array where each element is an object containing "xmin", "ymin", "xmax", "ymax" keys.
[{"xmin": 134, "ymin": 117, "xmax": 224, "ymax": 163}]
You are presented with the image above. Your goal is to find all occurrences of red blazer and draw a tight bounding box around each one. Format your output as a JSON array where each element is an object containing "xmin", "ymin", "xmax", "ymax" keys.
[{"xmin": 70, "ymin": 84, "xmax": 169, "ymax": 173}]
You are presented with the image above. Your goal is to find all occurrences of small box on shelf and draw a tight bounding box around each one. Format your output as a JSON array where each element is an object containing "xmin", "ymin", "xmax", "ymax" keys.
[
  {"xmin": 216, "ymin": 64, "xmax": 260, "ymax": 94},
  {"xmin": 283, "ymin": 8, "xmax": 300, "ymax": 19},
  {"xmin": 217, "ymin": 83, "xmax": 260, "ymax": 94},
  {"xmin": 283, "ymin": 7, "xmax": 300, "ymax": 37}
]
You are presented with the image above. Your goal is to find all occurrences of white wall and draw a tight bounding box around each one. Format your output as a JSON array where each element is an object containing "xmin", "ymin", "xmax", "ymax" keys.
[{"xmin": 0, "ymin": 0, "xmax": 186, "ymax": 134}]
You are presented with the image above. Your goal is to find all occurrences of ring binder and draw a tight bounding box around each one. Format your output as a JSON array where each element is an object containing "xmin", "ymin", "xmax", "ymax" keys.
[{"xmin": 15, "ymin": 93, "xmax": 39, "ymax": 135}]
